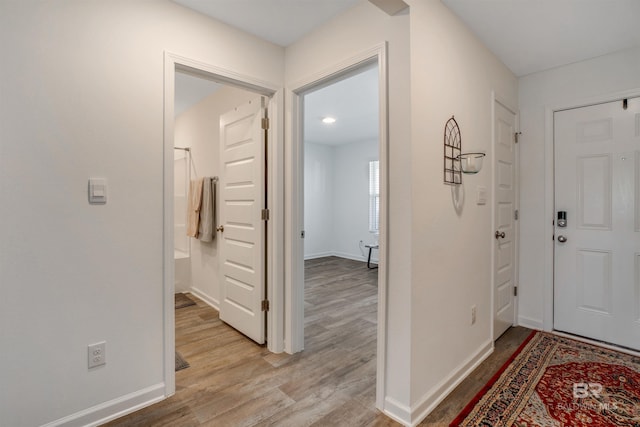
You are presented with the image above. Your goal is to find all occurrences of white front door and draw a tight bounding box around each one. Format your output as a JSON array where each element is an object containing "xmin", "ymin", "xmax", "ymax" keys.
[
  {"xmin": 219, "ymin": 97, "xmax": 267, "ymax": 344},
  {"xmin": 493, "ymin": 101, "xmax": 517, "ymax": 339},
  {"xmin": 554, "ymin": 97, "xmax": 640, "ymax": 351}
]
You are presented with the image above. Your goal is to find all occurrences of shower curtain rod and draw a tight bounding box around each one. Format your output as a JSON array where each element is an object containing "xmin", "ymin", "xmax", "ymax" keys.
[{"xmin": 174, "ymin": 147, "xmax": 191, "ymax": 151}]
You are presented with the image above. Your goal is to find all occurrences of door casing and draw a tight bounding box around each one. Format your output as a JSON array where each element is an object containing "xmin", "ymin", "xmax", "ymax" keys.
[
  {"xmin": 163, "ymin": 51, "xmax": 284, "ymax": 397},
  {"xmin": 543, "ymin": 88, "xmax": 640, "ymax": 333}
]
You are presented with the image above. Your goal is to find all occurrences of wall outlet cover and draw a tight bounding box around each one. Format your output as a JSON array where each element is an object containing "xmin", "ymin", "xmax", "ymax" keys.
[{"xmin": 88, "ymin": 341, "xmax": 106, "ymax": 369}]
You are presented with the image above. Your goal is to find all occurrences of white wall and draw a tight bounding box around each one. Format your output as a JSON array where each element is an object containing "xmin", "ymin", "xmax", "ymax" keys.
[
  {"xmin": 407, "ymin": 0, "xmax": 517, "ymax": 423},
  {"xmin": 286, "ymin": 1, "xmax": 413, "ymax": 414},
  {"xmin": 174, "ymin": 85, "xmax": 257, "ymax": 303},
  {"xmin": 304, "ymin": 139, "xmax": 379, "ymax": 261},
  {"xmin": 304, "ymin": 142, "xmax": 335, "ymax": 258},
  {"xmin": 518, "ymin": 47, "xmax": 640, "ymax": 329},
  {"xmin": 0, "ymin": 1, "xmax": 283, "ymax": 426},
  {"xmin": 333, "ymin": 139, "xmax": 380, "ymax": 260}
]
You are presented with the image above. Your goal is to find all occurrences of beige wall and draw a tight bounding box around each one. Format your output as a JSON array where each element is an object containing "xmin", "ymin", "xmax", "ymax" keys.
[
  {"xmin": 0, "ymin": 1, "xmax": 283, "ymax": 425},
  {"xmin": 407, "ymin": 0, "xmax": 517, "ymax": 422},
  {"xmin": 1, "ymin": 0, "xmax": 537, "ymax": 425}
]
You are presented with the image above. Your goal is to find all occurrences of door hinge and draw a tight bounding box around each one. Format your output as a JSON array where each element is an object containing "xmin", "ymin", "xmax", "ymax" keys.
[
  {"xmin": 514, "ymin": 286, "xmax": 518, "ymax": 297},
  {"xmin": 514, "ymin": 209, "xmax": 519, "ymax": 220},
  {"xmin": 261, "ymin": 208, "xmax": 270, "ymax": 221},
  {"xmin": 301, "ymin": 230, "xmax": 305, "ymax": 238},
  {"xmin": 261, "ymin": 299, "xmax": 270, "ymax": 312},
  {"xmin": 515, "ymin": 132, "xmax": 521, "ymax": 143},
  {"xmin": 262, "ymin": 117, "xmax": 270, "ymax": 130}
]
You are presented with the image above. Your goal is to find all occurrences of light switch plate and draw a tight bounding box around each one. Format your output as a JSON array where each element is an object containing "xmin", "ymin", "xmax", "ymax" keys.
[
  {"xmin": 89, "ymin": 178, "xmax": 107, "ymax": 204},
  {"xmin": 476, "ymin": 186, "xmax": 487, "ymax": 205}
]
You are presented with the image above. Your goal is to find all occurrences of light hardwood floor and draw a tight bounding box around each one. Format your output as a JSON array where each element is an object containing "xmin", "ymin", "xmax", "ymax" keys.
[{"xmin": 104, "ymin": 257, "xmax": 530, "ymax": 426}]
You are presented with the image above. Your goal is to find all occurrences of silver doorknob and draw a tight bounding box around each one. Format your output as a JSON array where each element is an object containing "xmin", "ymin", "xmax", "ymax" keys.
[
  {"xmin": 557, "ymin": 235, "xmax": 567, "ymax": 243},
  {"xmin": 495, "ymin": 230, "xmax": 506, "ymax": 239}
]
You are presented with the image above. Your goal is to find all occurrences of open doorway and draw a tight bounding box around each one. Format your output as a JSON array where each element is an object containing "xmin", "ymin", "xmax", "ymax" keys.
[
  {"xmin": 287, "ymin": 46, "xmax": 389, "ymax": 409},
  {"xmin": 173, "ymin": 71, "xmax": 267, "ymax": 345},
  {"xmin": 300, "ymin": 63, "xmax": 381, "ymax": 407},
  {"xmin": 302, "ymin": 63, "xmax": 381, "ymax": 349},
  {"xmin": 284, "ymin": 43, "xmax": 389, "ymax": 409},
  {"xmin": 303, "ymin": 64, "xmax": 380, "ymax": 264},
  {"xmin": 163, "ymin": 53, "xmax": 283, "ymax": 395}
]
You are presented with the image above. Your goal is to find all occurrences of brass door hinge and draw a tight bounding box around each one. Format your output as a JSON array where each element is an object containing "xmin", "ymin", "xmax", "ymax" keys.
[
  {"xmin": 261, "ymin": 300, "xmax": 270, "ymax": 312},
  {"xmin": 262, "ymin": 118, "xmax": 270, "ymax": 130},
  {"xmin": 261, "ymin": 209, "xmax": 270, "ymax": 221},
  {"xmin": 514, "ymin": 286, "xmax": 518, "ymax": 297}
]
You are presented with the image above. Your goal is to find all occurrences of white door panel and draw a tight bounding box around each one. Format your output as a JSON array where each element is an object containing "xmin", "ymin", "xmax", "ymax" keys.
[
  {"xmin": 554, "ymin": 97, "xmax": 640, "ymax": 351},
  {"xmin": 219, "ymin": 97, "xmax": 266, "ymax": 344},
  {"xmin": 493, "ymin": 102, "xmax": 517, "ymax": 339}
]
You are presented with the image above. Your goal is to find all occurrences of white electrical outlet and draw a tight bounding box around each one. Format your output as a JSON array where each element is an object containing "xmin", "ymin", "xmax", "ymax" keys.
[
  {"xmin": 88, "ymin": 342, "xmax": 106, "ymax": 368},
  {"xmin": 471, "ymin": 305, "xmax": 477, "ymax": 325}
]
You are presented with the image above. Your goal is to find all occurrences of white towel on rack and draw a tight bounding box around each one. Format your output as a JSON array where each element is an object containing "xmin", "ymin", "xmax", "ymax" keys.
[
  {"xmin": 186, "ymin": 178, "xmax": 203, "ymax": 238},
  {"xmin": 198, "ymin": 177, "xmax": 215, "ymax": 242}
]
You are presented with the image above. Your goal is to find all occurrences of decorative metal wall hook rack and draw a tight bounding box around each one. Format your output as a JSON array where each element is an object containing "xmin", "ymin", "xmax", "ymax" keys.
[
  {"xmin": 444, "ymin": 116, "xmax": 462, "ymax": 185},
  {"xmin": 443, "ymin": 116, "xmax": 485, "ymax": 185}
]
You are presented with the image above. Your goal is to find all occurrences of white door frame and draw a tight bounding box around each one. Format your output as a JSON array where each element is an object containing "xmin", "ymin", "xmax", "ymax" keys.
[
  {"xmin": 163, "ymin": 51, "xmax": 284, "ymax": 396},
  {"xmin": 285, "ymin": 42, "xmax": 389, "ymax": 410},
  {"xmin": 542, "ymin": 87, "xmax": 640, "ymax": 332},
  {"xmin": 490, "ymin": 93, "xmax": 520, "ymax": 341}
]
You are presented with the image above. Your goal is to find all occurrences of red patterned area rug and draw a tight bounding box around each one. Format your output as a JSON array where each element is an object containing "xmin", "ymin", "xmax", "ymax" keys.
[{"xmin": 451, "ymin": 331, "xmax": 640, "ymax": 427}]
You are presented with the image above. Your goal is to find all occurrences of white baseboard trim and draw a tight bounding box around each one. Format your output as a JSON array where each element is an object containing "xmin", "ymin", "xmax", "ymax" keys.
[
  {"xmin": 304, "ymin": 251, "xmax": 334, "ymax": 260},
  {"xmin": 304, "ymin": 251, "xmax": 379, "ymax": 264},
  {"xmin": 382, "ymin": 397, "xmax": 412, "ymax": 426},
  {"xmin": 409, "ymin": 339, "xmax": 494, "ymax": 426},
  {"xmin": 333, "ymin": 251, "xmax": 375, "ymax": 263},
  {"xmin": 189, "ymin": 287, "xmax": 219, "ymax": 311},
  {"xmin": 517, "ymin": 315, "xmax": 543, "ymax": 330},
  {"xmin": 42, "ymin": 383, "xmax": 165, "ymax": 427}
]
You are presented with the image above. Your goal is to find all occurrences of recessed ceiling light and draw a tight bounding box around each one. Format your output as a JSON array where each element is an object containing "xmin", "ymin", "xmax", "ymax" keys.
[{"xmin": 322, "ymin": 117, "xmax": 336, "ymax": 124}]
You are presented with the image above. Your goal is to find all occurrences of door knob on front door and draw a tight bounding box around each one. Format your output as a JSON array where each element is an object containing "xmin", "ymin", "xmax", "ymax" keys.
[
  {"xmin": 216, "ymin": 225, "xmax": 224, "ymax": 233},
  {"xmin": 495, "ymin": 230, "xmax": 506, "ymax": 239},
  {"xmin": 557, "ymin": 235, "xmax": 567, "ymax": 243}
]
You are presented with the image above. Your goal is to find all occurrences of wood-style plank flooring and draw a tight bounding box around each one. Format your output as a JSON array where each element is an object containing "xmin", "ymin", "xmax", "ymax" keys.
[{"xmin": 104, "ymin": 256, "xmax": 531, "ymax": 426}]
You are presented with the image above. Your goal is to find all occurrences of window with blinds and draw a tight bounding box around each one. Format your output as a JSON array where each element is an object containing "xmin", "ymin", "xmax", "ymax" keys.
[{"xmin": 369, "ymin": 160, "xmax": 380, "ymax": 233}]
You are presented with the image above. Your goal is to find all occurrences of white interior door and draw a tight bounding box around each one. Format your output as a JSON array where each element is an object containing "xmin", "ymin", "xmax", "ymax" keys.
[
  {"xmin": 219, "ymin": 97, "xmax": 267, "ymax": 344},
  {"xmin": 493, "ymin": 101, "xmax": 517, "ymax": 339},
  {"xmin": 554, "ymin": 97, "xmax": 640, "ymax": 351}
]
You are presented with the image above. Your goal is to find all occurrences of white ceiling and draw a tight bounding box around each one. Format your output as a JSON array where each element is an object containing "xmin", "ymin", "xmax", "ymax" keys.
[
  {"xmin": 173, "ymin": 0, "xmax": 359, "ymax": 47},
  {"xmin": 304, "ymin": 64, "xmax": 379, "ymax": 146},
  {"xmin": 173, "ymin": 0, "xmax": 640, "ymax": 142},
  {"xmin": 441, "ymin": 0, "xmax": 640, "ymax": 77},
  {"xmin": 173, "ymin": 0, "xmax": 640, "ymax": 78}
]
